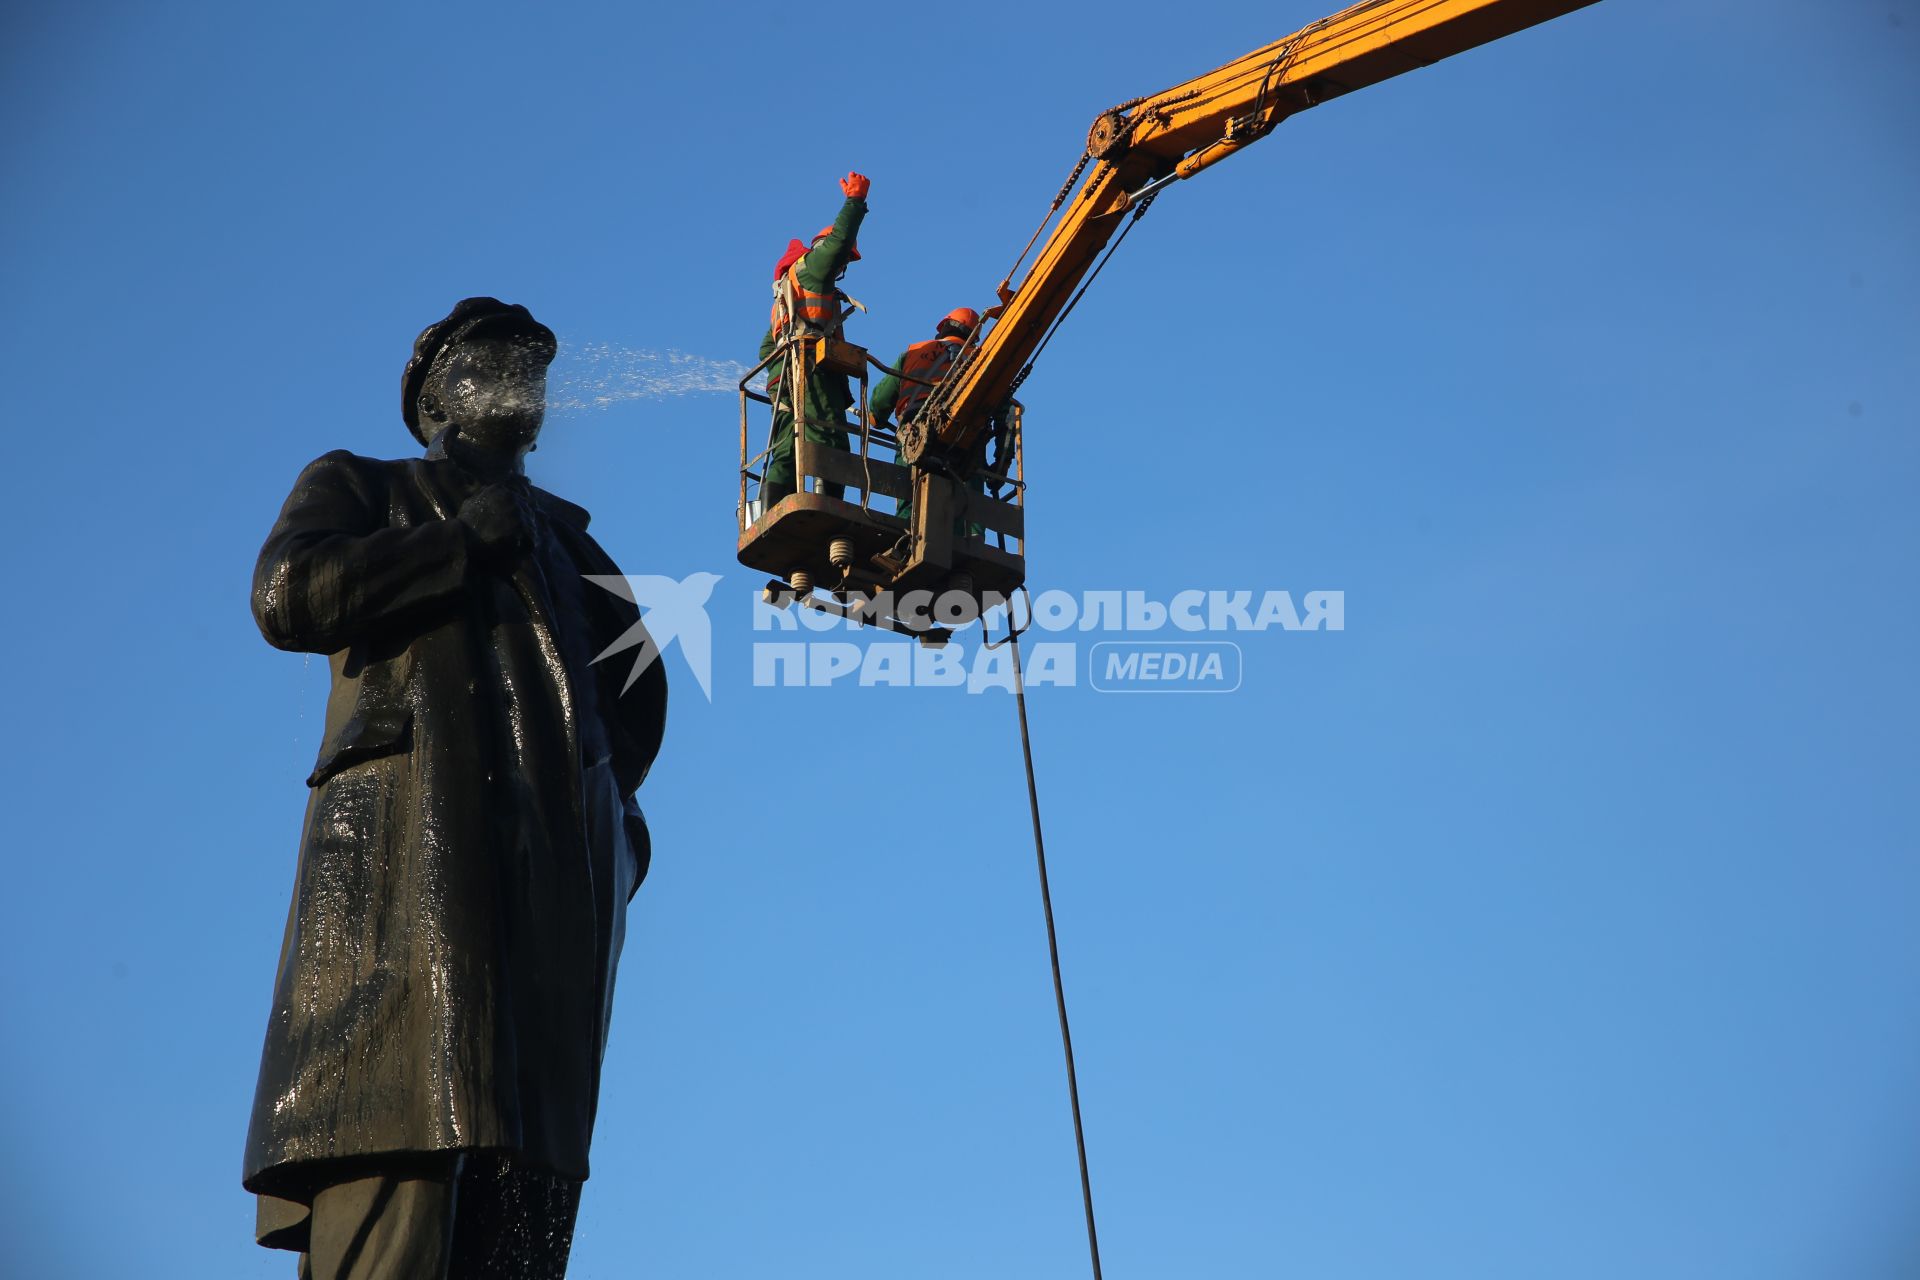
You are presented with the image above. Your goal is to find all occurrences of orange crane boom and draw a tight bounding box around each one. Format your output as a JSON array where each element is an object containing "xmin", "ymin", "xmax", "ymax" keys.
[{"xmin": 900, "ymin": 0, "xmax": 1600, "ymax": 466}]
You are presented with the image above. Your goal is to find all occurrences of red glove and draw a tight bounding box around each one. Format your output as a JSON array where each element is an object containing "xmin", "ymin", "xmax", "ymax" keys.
[{"xmin": 840, "ymin": 171, "xmax": 871, "ymax": 200}]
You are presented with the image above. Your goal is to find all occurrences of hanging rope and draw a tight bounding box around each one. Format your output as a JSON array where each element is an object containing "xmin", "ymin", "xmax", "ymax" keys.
[{"xmin": 989, "ymin": 602, "xmax": 1104, "ymax": 1278}]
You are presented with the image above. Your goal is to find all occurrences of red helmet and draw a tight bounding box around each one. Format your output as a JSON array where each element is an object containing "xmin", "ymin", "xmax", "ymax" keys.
[
  {"xmin": 936, "ymin": 306, "xmax": 980, "ymax": 337},
  {"xmin": 813, "ymin": 226, "xmax": 861, "ymax": 261}
]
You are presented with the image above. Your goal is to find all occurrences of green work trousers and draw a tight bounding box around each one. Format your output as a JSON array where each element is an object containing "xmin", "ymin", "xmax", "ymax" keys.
[{"xmin": 762, "ymin": 412, "xmax": 849, "ymax": 507}]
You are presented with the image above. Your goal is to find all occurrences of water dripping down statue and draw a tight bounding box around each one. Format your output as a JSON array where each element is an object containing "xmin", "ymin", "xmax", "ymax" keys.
[{"xmin": 242, "ymin": 299, "xmax": 667, "ymax": 1279}]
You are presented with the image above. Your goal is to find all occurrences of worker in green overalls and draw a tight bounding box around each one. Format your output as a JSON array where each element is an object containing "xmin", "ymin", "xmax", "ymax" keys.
[{"xmin": 758, "ymin": 171, "xmax": 869, "ymax": 509}]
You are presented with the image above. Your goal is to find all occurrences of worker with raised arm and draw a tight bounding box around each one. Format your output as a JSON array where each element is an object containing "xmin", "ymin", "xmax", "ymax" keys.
[
  {"xmin": 870, "ymin": 306, "xmax": 983, "ymax": 528},
  {"xmin": 758, "ymin": 170, "xmax": 869, "ymax": 508}
]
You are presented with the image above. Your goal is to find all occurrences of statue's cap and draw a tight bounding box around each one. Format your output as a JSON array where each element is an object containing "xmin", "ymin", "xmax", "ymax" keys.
[{"xmin": 401, "ymin": 297, "xmax": 557, "ymax": 444}]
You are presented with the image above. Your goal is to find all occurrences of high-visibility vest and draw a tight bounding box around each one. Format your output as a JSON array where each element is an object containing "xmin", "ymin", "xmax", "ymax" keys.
[
  {"xmin": 770, "ymin": 254, "xmax": 843, "ymax": 338},
  {"xmin": 894, "ymin": 336, "xmax": 965, "ymax": 422}
]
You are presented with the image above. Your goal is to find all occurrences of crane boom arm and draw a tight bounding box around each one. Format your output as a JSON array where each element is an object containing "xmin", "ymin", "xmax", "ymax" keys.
[{"xmin": 909, "ymin": 0, "xmax": 1598, "ymax": 461}]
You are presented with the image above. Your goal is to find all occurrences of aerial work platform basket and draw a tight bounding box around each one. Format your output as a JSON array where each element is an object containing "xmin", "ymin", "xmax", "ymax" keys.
[{"xmin": 736, "ymin": 331, "xmax": 1026, "ymax": 638}]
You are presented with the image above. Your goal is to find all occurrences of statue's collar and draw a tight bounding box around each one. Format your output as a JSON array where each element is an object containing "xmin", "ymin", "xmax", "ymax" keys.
[
  {"xmin": 421, "ymin": 433, "xmax": 591, "ymax": 532},
  {"xmin": 424, "ymin": 429, "xmax": 524, "ymax": 479}
]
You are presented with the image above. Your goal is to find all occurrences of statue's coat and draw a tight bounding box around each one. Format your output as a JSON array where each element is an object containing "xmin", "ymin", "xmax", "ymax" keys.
[{"xmin": 242, "ymin": 447, "xmax": 666, "ymax": 1204}]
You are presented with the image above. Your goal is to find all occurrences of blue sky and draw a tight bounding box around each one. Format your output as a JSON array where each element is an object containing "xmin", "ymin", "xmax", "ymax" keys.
[{"xmin": 2, "ymin": 2, "xmax": 1917, "ymax": 1276}]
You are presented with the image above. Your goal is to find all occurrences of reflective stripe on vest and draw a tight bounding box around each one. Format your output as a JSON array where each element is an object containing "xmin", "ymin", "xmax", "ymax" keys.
[
  {"xmin": 895, "ymin": 337, "xmax": 964, "ymax": 422},
  {"xmin": 769, "ymin": 253, "xmax": 842, "ymax": 337}
]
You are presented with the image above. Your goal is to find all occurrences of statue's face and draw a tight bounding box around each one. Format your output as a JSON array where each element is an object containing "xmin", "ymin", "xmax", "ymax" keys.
[{"xmin": 423, "ymin": 335, "xmax": 548, "ymax": 451}]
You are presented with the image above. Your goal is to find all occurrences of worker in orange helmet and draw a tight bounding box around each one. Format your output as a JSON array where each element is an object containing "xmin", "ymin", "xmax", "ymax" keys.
[
  {"xmin": 757, "ymin": 170, "xmax": 869, "ymax": 509},
  {"xmin": 869, "ymin": 306, "xmax": 986, "ymax": 528}
]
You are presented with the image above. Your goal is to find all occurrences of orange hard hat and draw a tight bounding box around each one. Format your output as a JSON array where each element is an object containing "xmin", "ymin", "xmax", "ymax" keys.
[
  {"xmin": 814, "ymin": 226, "xmax": 860, "ymax": 261},
  {"xmin": 937, "ymin": 306, "xmax": 980, "ymax": 336}
]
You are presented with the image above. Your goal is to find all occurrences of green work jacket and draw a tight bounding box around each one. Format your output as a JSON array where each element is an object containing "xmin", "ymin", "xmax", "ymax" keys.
[{"xmin": 760, "ymin": 195, "xmax": 866, "ymax": 430}]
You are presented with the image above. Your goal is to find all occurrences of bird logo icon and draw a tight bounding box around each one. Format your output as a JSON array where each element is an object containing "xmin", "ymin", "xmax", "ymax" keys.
[{"xmin": 584, "ymin": 571, "xmax": 723, "ymax": 701}]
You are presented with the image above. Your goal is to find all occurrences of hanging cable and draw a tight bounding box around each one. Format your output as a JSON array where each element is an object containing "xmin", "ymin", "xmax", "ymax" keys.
[{"xmin": 988, "ymin": 601, "xmax": 1104, "ymax": 1279}]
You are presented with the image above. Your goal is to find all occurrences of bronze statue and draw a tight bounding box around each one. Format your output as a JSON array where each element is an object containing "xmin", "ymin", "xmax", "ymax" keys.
[{"xmin": 242, "ymin": 299, "xmax": 667, "ymax": 1279}]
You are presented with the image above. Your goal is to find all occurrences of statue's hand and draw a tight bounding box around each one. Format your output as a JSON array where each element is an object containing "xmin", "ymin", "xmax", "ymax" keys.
[{"xmin": 457, "ymin": 484, "xmax": 534, "ymax": 566}]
